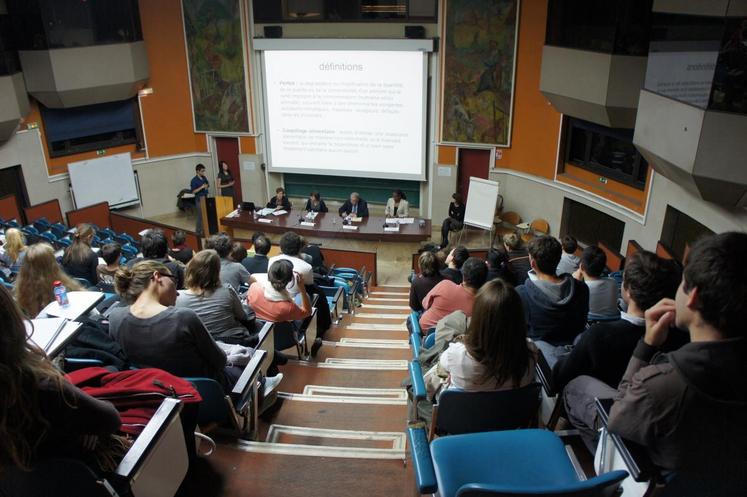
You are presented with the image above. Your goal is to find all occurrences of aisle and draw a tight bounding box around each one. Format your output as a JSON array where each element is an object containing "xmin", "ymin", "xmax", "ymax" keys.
[{"xmin": 208, "ymin": 286, "xmax": 414, "ymax": 497}]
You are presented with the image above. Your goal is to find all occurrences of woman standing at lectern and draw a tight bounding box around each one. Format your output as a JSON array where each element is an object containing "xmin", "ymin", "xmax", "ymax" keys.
[{"xmin": 385, "ymin": 189, "xmax": 409, "ymax": 218}]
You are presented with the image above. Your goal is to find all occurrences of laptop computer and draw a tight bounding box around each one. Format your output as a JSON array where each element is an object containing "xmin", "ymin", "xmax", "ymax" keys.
[{"xmin": 241, "ymin": 201, "xmax": 256, "ymax": 212}]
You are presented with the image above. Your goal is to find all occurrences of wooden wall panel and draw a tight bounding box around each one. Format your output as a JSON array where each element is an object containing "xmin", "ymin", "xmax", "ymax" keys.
[
  {"xmin": 598, "ymin": 241, "xmax": 624, "ymax": 272},
  {"xmin": 0, "ymin": 194, "xmax": 22, "ymax": 223},
  {"xmin": 66, "ymin": 202, "xmax": 111, "ymax": 230},
  {"xmin": 656, "ymin": 241, "xmax": 678, "ymax": 263},
  {"xmin": 625, "ymin": 240, "xmax": 644, "ymax": 260},
  {"xmin": 24, "ymin": 199, "xmax": 63, "ymax": 224},
  {"xmin": 110, "ymin": 212, "xmax": 202, "ymax": 252},
  {"xmin": 321, "ymin": 247, "xmax": 377, "ymax": 286}
]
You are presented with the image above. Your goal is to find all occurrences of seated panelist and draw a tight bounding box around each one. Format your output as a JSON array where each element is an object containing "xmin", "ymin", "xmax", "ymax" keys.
[
  {"xmin": 385, "ymin": 189, "xmax": 409, "ymax": 218},
  {"xmin": 304, "ymin": 191, "xmax": 328, "ymax": 213},
  {"xmin": 267, "ymin": 187, "xmax": 292, "ymax": 212},
  {"xmin": 338, "ymin": 192, "xmax": 369, "ymax": 218}
]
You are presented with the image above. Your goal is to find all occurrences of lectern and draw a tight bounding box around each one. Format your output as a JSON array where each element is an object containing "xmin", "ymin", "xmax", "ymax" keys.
[{"xmin": 200, "ymin": 195, "xmax": 235, "ymax": 236}]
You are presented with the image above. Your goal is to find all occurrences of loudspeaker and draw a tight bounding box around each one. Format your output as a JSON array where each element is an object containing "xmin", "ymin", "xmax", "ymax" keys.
[
  {"xmin": 405, "ymin": 25, "xmax": 425, "ymax": 39},
  {"xmin": 264, "ymin": 26, "xmax": 283, "ymax": 38}
]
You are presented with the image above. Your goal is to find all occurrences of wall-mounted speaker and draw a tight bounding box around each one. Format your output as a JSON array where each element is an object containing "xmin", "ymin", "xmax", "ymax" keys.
[
  {"xmin": 405, "ymin": 25, "xmax": 425, "ymax": 39},
  {"xmin": 264, "ymin": 26, "xmax": 283, "ymax": 38}
]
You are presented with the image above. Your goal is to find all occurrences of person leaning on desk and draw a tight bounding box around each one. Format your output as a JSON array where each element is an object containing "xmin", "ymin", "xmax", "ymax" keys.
[
  {"xmin": 267, "ymin": 187, "xmax": 292, "ymax": 212},
  {"xmin": 338, "ymin": 192, "xmax": 369, "ymax": 217}
]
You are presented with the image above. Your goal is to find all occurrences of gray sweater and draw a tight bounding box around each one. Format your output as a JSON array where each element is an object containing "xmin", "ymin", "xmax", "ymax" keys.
[
  {"xmin": 175, "ymin": 286, "xmax": 253, "ymax": 342},
  {"xmin": 109, "ymin": 306, "xmax": 227, "ymax": 385}
]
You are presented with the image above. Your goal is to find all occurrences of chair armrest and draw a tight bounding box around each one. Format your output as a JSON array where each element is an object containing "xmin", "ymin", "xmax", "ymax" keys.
[
  {"xmin": 595, "ymin": 398, "xmax": 657, "ymax": 482},
  {"xmin": 115, "ymin": 398, "xmax": 183, "ymax": 479},
  {"xmin": 409, "ymin": 312, "xmax": 422, "ymax": 336},
  {"xmin": 534, "ymin": 346, "xmax": 556, "ymax": 396},
  {"xmin": 332, "ymin": 286, "xmax": 343, "ymax": 303},
  {"xmin": 409, "ymin": 360, "xmax": 427, "ymax": 401},
  {"xmin": 407, "ymin": 425, "xmax": 438, "ymax": 494},
  {"xmin": 256, "ymin": 321, "xmax": 273, "ymax": 348},
  {"xmin": 410, "ymin": 331, "xmax": 422, "ymax": 359},
  {"xmin": 231, "ymin": 349, "xmax": 267, "ymax": 412}
]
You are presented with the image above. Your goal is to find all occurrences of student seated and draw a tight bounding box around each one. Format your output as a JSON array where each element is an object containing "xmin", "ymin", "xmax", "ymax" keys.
[
  {"xmin": 168, "ymin": 230, "xmax": 194, "ymax": 265},
  {"xmin": 0, "ymin": 227, "xmax": 27, "ymax": 273},
  {"xmin": 338, "ymin": 192, "xmax": 369, "ymax": 218},
  {"xmin": 267, "ymin": 187, "xmax": 292, "ymax": 212},
  {"xmin": 486, "ymin": 248, "xmax": 514, "ymax": 284},
  {"xmin": 410, "ymin": 251, "xmax": 444, "ymax": 312},
  {"xmin": 573, "ymin": 246, "xmax": 619, "ymax": 320},
  {"xmin": 607, "ymin": 233, "xmax": 747, "ymax": 487},
  {"xmin": 556, "ymin": 251, "xmax": 683, "ymax": 436},
  {"xmin": 242, "ymin": 234, "xmax": 271, "ymax": 274},
  {"xmin": 61, "ymin": 224, "xmax": 98, "ymax": 286},
  {"xmin": 229, "ymin": 241, "xmax": 247, "ymax": 264},
  {"xmin": 176, "ymin": 250, "xmax": 256, "ymax": 345},
  {"xmin": 109, "ymin": 260, "xmax": 239, "ymax": 391},
  {"xmin": 268, "ymin": 232, "xmax": 313, "ymax": 297},
  {"xmin": 556, "ymin": 235, "xmax": 580, "ymax": 275},
  {"xmin": 439, "ymin": 279, "xmax": 538, "ymax": 392},
  {"xmin": 503, "ymin": 233, "xmax": 531, "ymax": 285},
  {"xmin": 127, "ymin": 229, "xmax": 185, "ymax": 289},
  {"xmin": 440, "ymin": 246, "xmax": 469, "ymax": 284},
  {"xmin": 419, "ymin": 257, "xmax": 488, "ymax": 331},
  {"xmin": 15, "ymin": 243, "xmax": 83, "ymax": 317},
  {"xmin": 247, "ymin": 259, "xmax": 311, "ymax": 323},
  {"xmin": 0, "ymin": 285, "xmax": 121, "ymax": 472},
  {"xmin": 304, "ymin": 191, "xmax": 328, "ymax": 213},
  {"xmin": 96, "ymin": 242, "xmax": 122, "ymax": 287},
  {"xmin": 516, "ymin": 236, "xmax": 589, "ymax": 366},
  {"xmin": 205, "ymin": 233, "xmax": 250, "ymax": 292},
  {"xmin": 385, "ymin": 189, "xmax": 409, "ymax": 218}
]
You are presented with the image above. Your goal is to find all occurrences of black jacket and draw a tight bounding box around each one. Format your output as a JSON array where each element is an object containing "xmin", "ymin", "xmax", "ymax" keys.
[
  {"xmin": 267, "ymin": 196, "xmax": 292, "ymax": 211},
  {"xmin": 62, "ymin": 249, "xmax": 99, "ymax": 286},
  {"xmin": 516, "ymin": 275, "xmax": 589, "ymax": 345},
  {"xmin": 241, "ymin": 254, "xmax": 269, "ymax": 274},
  {"xmin": 304, "ymin": 199, "xmax": 328, "ymax": 212},
  {"xmin": 507, "ymin": 248, "xmax": 531, "ymax": 285},
  {"xmin": 338, "ymin": 199, "xmax": 369, "ymax": 217}
]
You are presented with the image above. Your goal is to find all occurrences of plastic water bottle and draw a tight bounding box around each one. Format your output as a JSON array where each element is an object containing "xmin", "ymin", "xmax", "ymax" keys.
[
  {"xmin": 53, "ymin": 280, "xmax": 69, "ymax": 307},
  {"xmin": 237, "ymin": 203, "xmax": 242, "ymax": 214}
]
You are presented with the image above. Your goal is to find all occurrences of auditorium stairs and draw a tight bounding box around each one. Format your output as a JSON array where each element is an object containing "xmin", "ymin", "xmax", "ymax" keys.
[{"xmin": 180, "ymin": 286, "xmax": 415, "ymax": 497}]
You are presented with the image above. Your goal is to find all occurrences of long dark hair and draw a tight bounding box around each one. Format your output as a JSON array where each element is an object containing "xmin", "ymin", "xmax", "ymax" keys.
[
  {"xmin": 465, "ymin": 279, "xmax": 531, "ymax": 388},
  {"xmin": 218, "ymin": 160, "xmax": 231, "ymax": 178}
]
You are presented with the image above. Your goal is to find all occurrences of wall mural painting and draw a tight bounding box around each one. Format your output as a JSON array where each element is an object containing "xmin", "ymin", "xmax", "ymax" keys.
[
  {"xmin": 182, "ymin": 0, "xmax": 250, "ymax": 133},
  {"xmin": 441, "ymin": 0, "xmax": 519, "ymax": 147}
]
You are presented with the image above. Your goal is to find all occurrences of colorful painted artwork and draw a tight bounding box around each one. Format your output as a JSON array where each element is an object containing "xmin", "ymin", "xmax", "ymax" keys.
[
  {"xmin": 441, "ymin": 0, "xmax": 519, "ymax": 146},
  {"xmin": 182, "ymin": 0, "xmax": 250, "ymax": 133}
]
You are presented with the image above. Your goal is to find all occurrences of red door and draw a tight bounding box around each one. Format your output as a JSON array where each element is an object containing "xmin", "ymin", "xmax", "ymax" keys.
[
  {"xmin": 457, "ymin": 148, "xmax": 491, "ymax": 202},
  {"xmin": 215, "ymin": 137, "xmax": 242, "ymax": 205}
]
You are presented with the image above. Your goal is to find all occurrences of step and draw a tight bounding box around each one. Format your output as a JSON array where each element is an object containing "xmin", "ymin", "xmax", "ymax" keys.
[
  {"xmin": 209, "ymin": 446, "xmax": 414, "ymax": 497},
  {"xmin": 266, "ymin": 425, "xmax": 406, "ymax": 452},
  {"xmin": 258, "ymin": 398, "xmax": 407, "ymax": 436},
  {"xmin": 359, "ymin": 304, "xmax": 411, "ymax": 311},
  {"xmin": 278, "ymin": 363, "xmax": 408, "ymax": 393},
  {"xmin": 351, "ymin": 313, "xmax": 410, "ymax": 321},
  {"xmin": 288, "ymin": 358, "xmax": 407, "ymax": 371},
  {"xmin": 344, "ymin": 323, "xmax": 408, "ymax": 332},
  {"xmin": 316, "ymin": 343, "xmax": 411, "ymax": 362},
  {"xmin": 365, "ymin": 297, "xmax": 410, "ymax": 303},
  {"xmin": 324, "ymin": 328, "xmax": 408, "ymax": 342}
]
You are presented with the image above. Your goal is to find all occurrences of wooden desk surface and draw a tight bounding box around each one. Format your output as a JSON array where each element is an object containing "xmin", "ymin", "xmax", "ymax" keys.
[{"xmin": 221, "ymin": 212, "xmax": 431, "ymax": 243}]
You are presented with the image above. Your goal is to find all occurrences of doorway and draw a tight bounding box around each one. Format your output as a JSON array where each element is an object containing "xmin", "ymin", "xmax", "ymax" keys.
[
  {"xmin": 456, "ymin": 148, "xmax": 491, "ymax": 202},
  {"xmin": 0, "ymin": 165, "xmax": 30, "ymax": 217},
  {"xmin": 214, "ymin": 137, "xmax": 242, "ymax": 205}
]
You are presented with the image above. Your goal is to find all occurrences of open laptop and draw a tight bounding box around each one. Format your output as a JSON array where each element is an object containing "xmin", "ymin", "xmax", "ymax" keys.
[{"xmin": 241, "ymin": 201, "xmax": 256, "ymax": 212}]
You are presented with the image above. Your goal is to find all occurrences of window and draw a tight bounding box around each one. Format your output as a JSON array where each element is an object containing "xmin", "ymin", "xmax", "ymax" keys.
[
  {"xmin": 7, "ymin": 0, "xmax": 143, "ymax": 50},
  {"xmin": 564, "ymin": 117, "xmax": 649, "ymax": 190},
  {"xmin": 546, "ymin": 0, "xmax": 652, "ymax": 56},
  {"xmin": 40, "ymin": 99, "xmax": 143, "ymax": 158},
  {"xmin": 561, "ymin": 198, "xmax": 625, "ymax": 251},
  {"xmin": 253, "ymin": 0, "xmax": 437, "ymax": 22},
  {"xmin": 660, "ymin": 206, "xmax": 714, "ymax": 263}
]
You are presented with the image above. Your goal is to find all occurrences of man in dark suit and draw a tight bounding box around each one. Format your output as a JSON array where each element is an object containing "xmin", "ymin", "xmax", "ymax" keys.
[
  {"xmin": 338, "ymin": 192, "xmax": 369, "ymax": 217},
  {"xmin": 241, "ymin": 234, "xmax": 271, "ymax": 274}
]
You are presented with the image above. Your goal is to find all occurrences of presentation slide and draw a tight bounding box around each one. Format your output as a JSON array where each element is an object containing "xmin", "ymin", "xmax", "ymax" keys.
[{"xmin": 263, "ymin": 49, "xmax": 427, "ymax": 181}]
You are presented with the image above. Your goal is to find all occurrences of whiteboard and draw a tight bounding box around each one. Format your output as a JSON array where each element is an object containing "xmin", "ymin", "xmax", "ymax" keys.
[
  {"xmin": 68, "ymin": 153, "xmax": 139, "ymax": 209},
  {"xmin": 463, "ymin": 177, "xmax": 500, "ymax": 230}
]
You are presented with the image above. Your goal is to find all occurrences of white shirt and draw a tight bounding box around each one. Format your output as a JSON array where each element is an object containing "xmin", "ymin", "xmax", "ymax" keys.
[
  {"xmin": 267, "ymin": 254, "xmax": 313, "ymax": 296},
  {"xmin": 439, "ymin": 342, "xmax": 536, "ymax": 392}
]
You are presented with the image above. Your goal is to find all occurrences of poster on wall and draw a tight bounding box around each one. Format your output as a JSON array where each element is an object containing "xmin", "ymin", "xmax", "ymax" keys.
[
  {"xmin": 182, "ymin": 0, "xmax": 252, "ymax": 133},
  {"xmin": 440, "ymin": 0, "xmax": 519, "ymax": 148}
]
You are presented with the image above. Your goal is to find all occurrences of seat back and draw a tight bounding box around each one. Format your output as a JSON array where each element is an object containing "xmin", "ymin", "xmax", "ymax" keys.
[
  {"xmin": 456, "ymin": 469, "xmax": 628, "ymax": 497},
  {"xmin": 501, "ymin": 211, "xmax": 522, "ymax": 226},
  {"xmin": 530, "ymin": 218, "xmax": 550, "ymax": 234},
  {"xmin": 185, "ymin": 377, "xmax": 231, "ymax": 426},
  {"xmin": 435, "ymin": 383, "xmax": 541, "ymax": 436},
  {"xmin": 0, "ymin": 458, "xmax": 115, "ymax": 497}
]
